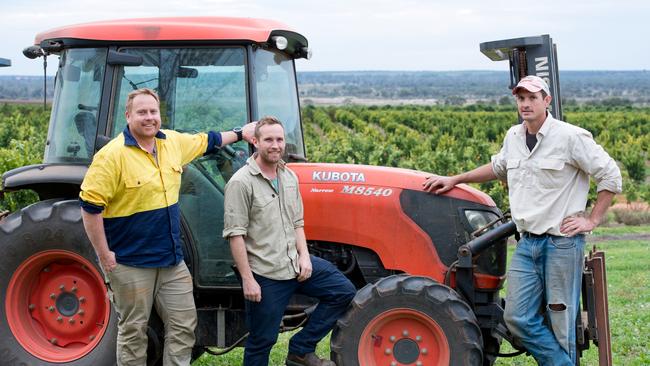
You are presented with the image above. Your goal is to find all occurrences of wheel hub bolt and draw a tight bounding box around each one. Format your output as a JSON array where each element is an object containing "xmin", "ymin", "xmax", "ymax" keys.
[
  {"xmin": 390, "ymin": 362, "xmax": 397, "ymax": 366},
  {"xmin": 48, "ymin": 306, "xmax": 55, "ymax": 312},
  {"xmin": 59, "ymin": 284, "xmax": 65, "ymax": 291},
  {"xmin": 402, "ymin": 330, "xmax": 409, "ymax": 337},
  {"xmin": 69, "ymin": 317, "xmax": 75, "ymax": 324},
  {"xmin": 57, "ymin": 316, "xmax": 63, "ymax": 322},
  {"xmin": 28, "ymin": 304, "xmax": 35, "ymax": 311},
  {"xmin": 78, "ymin": 309, "xmax": 85, "ymax": 316},
  {"xmin": 384, "ymin": 348, "xmax": 392, "ymax": 355},
  {"xmin": 415, "ymin": 335, "xmax": 422, "ymax": 342},
  {"xmin": 389, "ymin": 335, "xmax": 396, "ymax": 342},
  {"xmin": 50, "ymin": 293, "xmax": 56, "ymax": 299},
  {"xmin": 71, "ymin": 286, "xmax": 78, "ymax": 293},
  {"xmin": 416, "ymin": 362, "xmax": 423, "ymax": 366},
  {"xmin": 421, "ymin": 348, "xmax": 428, "ymax": 355},
  {"xmin": 79, "ymin": 296, "xmax": 86, "ymax": 303}
]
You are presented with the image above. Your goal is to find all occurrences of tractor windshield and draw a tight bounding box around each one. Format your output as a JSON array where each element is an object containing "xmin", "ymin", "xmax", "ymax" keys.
[
  {"xmin": 110, "ymin": 47, "xmax": 248, "ymax": 137},
  {"xmin": 108, "ymin": 46, "xmax": 305, "ymax": 159},
  {"xmin": 252, "ymin": 47, "xmax": 305, "ymax": 158},
  {"xmin": 44, "ymin": 48, "xmax": 107, "ymax": 163}
]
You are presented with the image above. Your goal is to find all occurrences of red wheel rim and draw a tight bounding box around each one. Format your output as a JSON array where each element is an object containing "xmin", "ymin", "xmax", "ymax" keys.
[
  {"xmin": 5, "ymin": 250, "xmax": 111, "ymax": 362},
  {"xmin": 358, "ymin": 308, "xmax": 450, "ymax": 366}
]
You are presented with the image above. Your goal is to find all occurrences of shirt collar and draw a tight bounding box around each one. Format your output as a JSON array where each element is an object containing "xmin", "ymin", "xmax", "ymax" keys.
[
  {"xmin": 516, "ymin": 112, "xmax": 555, "ymax": 137},
  {"xmin": 246, "ymin": 153, "xmax": 286, "ymax": 177},
  {"xmin": 537, "ymin": 112, "xmax": 555, "ymax": 137},
  {"xmin": 122, "ymin": 126, "xmax": 166, "ymax": 147}
]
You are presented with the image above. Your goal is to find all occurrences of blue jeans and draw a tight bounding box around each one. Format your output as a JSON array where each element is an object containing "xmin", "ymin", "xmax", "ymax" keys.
[
  {"xmin": 243, "ymin": 256, "xmax": 356, "ymax": 366},
  {"xmin": 504, "ymin": 233, "xmax": 585, "ymax": 366}
]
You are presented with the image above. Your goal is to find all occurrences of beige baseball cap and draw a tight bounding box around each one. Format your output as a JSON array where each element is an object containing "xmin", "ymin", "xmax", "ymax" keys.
[{"xmin": 512, "ymin": 75, "xmax": 551, "ymax": 96}]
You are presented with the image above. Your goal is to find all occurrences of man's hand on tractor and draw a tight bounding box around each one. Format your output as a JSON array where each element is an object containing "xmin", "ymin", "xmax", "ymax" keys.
[
  {"xmin": 242, "ymin": 121, "xmax": 257, "ymax": 143},
  {"xmin": 423, "ymin": 175, "xmax": 458, "ymax": 194}
]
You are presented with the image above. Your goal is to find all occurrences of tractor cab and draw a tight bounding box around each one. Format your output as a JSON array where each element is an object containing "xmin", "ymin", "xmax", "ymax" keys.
[{"xmin": 37, "ymin": 18, "xmax": 308, "ymax": 164}]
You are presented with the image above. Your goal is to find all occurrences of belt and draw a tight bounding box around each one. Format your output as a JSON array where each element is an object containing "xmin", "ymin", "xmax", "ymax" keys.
[{"xmin": 522, "ymin": 231, "xmax": 549, "ymax": 239}]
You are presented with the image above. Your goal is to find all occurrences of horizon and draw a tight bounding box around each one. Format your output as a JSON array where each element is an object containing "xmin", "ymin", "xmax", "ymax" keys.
[{"xmin": 1, "ymin": 69, "xmax": 648, "ymax": 77}]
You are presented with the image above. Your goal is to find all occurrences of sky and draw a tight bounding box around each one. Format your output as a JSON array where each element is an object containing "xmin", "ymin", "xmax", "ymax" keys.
[{"xmin": 1, "ymin": 0, "xmax": 648, "ymax": 76}]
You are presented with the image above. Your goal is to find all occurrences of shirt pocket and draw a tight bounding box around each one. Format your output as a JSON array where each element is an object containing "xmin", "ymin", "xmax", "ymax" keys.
[
  {"xmin": 124, "ymin": 170, "xmax": 158, "ymax": 190},
  {"xmin": 251, "ymin": 192, "xmax": 280, "ymax": 220},
  {"xmin": 506, "ymin": 159, "xmax": 522, "ymax": 187},
  {"xmin": 282, "ymin": 183, "xmax": 299, "ymax": 219},
  {"xmin": 164, "ymin": 165, "xmax": 183, "ymax": 193},
  {"xmin": 537, "ymin": 158, "xmax": 566, "ymax": 189},
  {"xmin": 122, "ymin": 170, "xmax": 159, "ymax": 207}
]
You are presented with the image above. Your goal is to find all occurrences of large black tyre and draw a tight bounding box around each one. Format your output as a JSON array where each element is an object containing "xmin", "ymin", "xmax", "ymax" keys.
[
  {"xmin": 331, "ymin": 274, "xmax": 483, "ymax": 366},
  {"xmin": 0, "ymin": 199, "xmax": 118, "ymax": 365}
]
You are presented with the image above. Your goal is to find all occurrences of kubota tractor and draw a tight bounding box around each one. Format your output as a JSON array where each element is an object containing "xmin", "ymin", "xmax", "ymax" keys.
[{"xmin": 0, "ymin": 19, "xmax": 611, "ymax": 365}]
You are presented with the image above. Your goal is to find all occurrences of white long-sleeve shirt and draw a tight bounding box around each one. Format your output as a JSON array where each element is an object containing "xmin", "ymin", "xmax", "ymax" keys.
[{"xmin": 491, "ymin": 114, "xmax": 622, "ymax": 236}]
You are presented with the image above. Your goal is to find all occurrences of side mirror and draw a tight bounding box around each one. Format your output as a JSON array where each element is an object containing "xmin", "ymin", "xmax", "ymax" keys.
[
  {"xmin": 177, "ymin": 67, "xmax": 198, "ymax": 78},
  {"xmin": 95, "ymin": 135, "xmax": 112, "ymax": 152},
  {"xmin": 107, "ymin": 50, "xmax": 143, "ymax": 66}
]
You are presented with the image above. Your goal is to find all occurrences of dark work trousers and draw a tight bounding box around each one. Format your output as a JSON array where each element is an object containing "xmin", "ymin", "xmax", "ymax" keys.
[{"xmin": 243, "ymin": 256, "xmax": 356, "ymax": 366}]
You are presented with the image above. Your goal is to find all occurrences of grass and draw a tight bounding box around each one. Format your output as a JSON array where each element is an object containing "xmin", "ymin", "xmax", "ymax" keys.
[
  {"xmin": 195, "ymin": 233, "xmax": 649, "ymax": 365},
  {"xmin": 593, "ymin": 224, "xmax": 650, "ymax": 236},
  {"xmin": 193, "ymin": 332, "xmax": 330, "ymax": 365}
]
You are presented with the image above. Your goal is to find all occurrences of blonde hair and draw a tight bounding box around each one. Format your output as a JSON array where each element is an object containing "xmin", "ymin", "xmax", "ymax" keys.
[
  {"xmin": 254, "ymin": 116, "xmax": 284, "ymax": 138},
  {"xmin": 126, "ymin": 88, "xmax": 160, "ymax": 113}
]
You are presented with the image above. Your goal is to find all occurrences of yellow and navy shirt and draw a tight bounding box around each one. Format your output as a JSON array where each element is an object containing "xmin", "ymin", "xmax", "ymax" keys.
[{"xmin": 80, "ymin": 126, "xmax": 222, "ymax": 267}]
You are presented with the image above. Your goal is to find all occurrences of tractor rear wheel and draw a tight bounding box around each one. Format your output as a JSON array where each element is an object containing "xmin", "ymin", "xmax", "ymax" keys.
[
  {"xmin": 330, "ymin": 274, "xmax": 483, "ymax": 366},
  {"xmin": 0, "ymin": 199, "xmax": 117, "ymax": 365}
]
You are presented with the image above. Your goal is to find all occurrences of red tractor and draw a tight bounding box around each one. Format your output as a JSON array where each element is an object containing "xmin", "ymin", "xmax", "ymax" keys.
[{"xmin": 0, "ymin": 18, "xmax": 610, "ymax": 365}]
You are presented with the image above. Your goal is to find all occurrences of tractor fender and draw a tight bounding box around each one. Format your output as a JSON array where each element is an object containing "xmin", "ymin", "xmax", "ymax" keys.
[{"xmin": 1, "ymin": 163, "xmax": 88, "ymax": 200}]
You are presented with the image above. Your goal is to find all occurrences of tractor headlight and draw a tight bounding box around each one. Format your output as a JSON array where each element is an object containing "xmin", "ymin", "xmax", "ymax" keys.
[
  {"xmin": 464, "ymin": 210, "xmax": 500, "ymax": 232},
  {"xmin": 272, "ymin": 36, "xmax": 288, "ymax": 50}
]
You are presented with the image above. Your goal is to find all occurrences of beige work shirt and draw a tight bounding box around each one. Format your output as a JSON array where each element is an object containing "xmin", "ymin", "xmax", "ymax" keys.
[
  {"xmin": 491, "ymin": 114, "xmax": 622, "ymax": 236},
  {"xmin": 223, "ymin": 155, "xmax": 304, "ymax": 280}
]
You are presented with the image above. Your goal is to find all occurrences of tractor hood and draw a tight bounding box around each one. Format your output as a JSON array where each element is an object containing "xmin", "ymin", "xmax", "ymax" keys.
[
  {"xmin": 289, "ymin": 162, "xmax": 503, "ymax": 283},
  {"xmin": 289, "ymin": 163, "xmax": 495, "ymax": 207}
]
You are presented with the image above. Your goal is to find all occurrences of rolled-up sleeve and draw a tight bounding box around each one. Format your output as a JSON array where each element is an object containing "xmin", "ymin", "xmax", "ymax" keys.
[
  {"xmin": 79, "ymin": 151, "xmax": 119, "ymax": 213},
  {"xmin": 491, "ymin": 136, "xmax": 509, "ymax": 182},
  {"xmin": 223, "ymin": 179, "xmax": 251, "ymax": 238},
  {"xmin": 170, "ymin": 130, "xmax": 210, "ymax": 165},
  {"xmin": 571, "ymin": 130, "xmax": 623, "ymax": 194}
]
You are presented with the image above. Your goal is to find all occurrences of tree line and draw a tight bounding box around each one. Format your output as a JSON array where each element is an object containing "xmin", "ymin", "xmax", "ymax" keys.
[{"xmin": 0, "ymin": 103, "xmax": 648, "ymax": 213}]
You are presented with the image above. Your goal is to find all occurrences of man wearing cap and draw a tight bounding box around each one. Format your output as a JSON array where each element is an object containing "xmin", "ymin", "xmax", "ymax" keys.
[{"xmin": 423, "ymin": 75, "xmax": 622, "ymax": 365}]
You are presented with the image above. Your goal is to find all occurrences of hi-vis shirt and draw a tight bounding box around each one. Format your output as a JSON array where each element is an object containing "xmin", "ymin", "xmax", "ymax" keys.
[
  {"xmin": 80, "ymin": 126, "xmax": 223, "ymax": 267},
  {"xmin": 491, "ymin": 114, "xmax": 622, "ymax": 236}
]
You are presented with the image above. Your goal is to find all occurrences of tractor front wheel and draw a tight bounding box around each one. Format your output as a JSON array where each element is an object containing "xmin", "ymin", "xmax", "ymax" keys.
[{"xmin": 331, "ymin": 275, "xmax": 483, "ymax": 366}]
